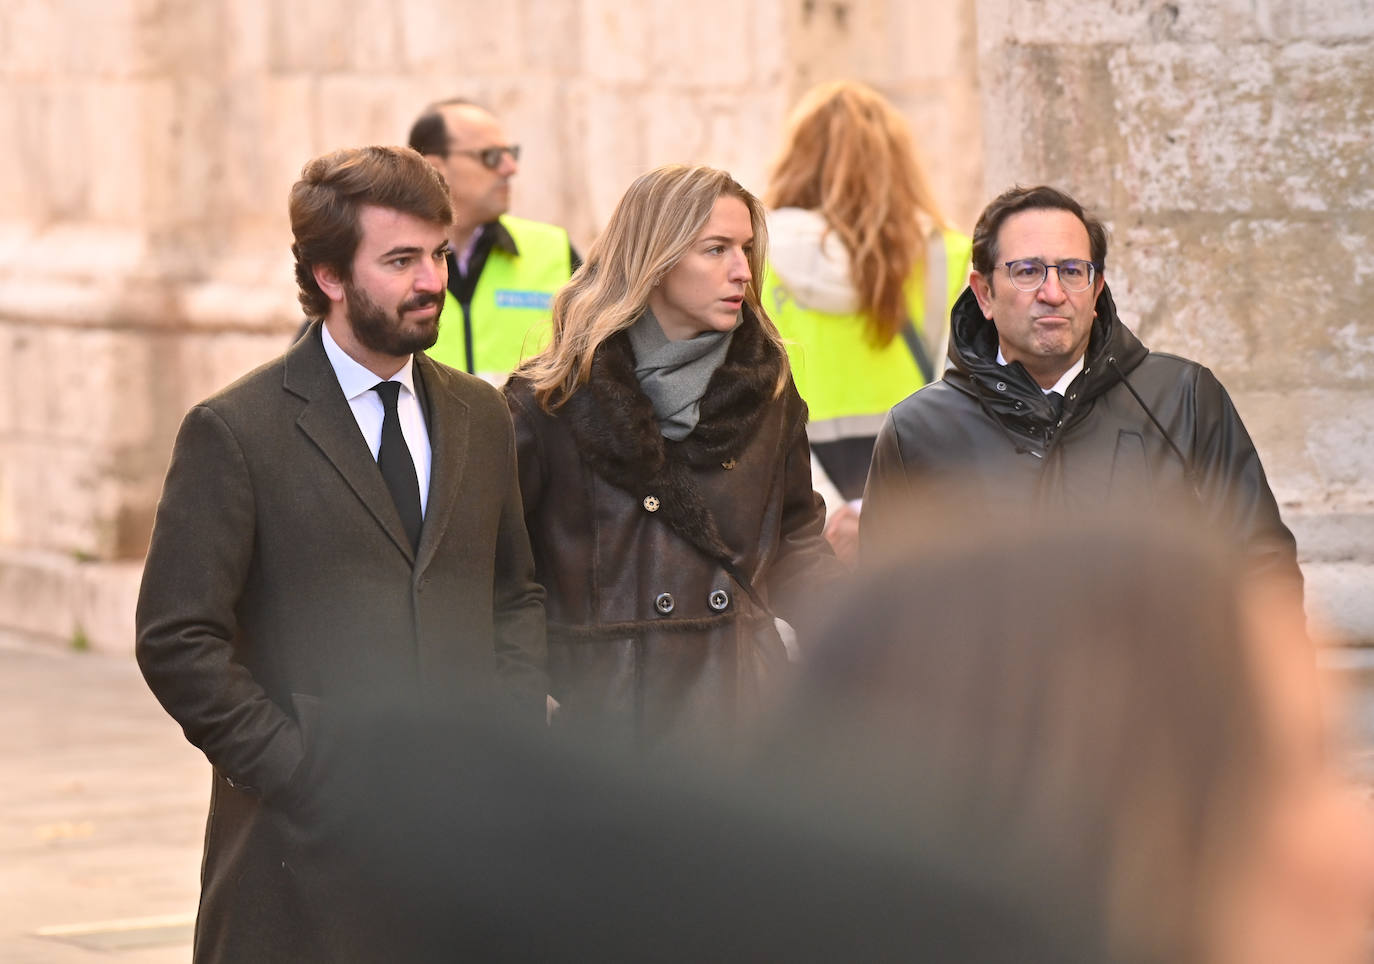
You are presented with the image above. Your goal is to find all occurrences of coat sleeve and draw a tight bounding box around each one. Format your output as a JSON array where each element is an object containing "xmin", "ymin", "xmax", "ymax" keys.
[
  {"xmin": 1190, "ymin": 367, "xmax": 1304, "ymax": 596},
  {"xmin": 504, "ymin": 386, "xmax": 546, "ymax": 519},
  {"xmin": 134, "ymin": 404, "xmax": 304, "ymax": 800},
  {"xmin": 489, "ymin": 399, "xmax": 549, "ymax": 711},
  {"xmin": 762, "ymin": 402, "xmax": 850, "ymax": 638},
  {"xmin": 859, "ymin": 409, "xmax": 919, "ymax": 558}
]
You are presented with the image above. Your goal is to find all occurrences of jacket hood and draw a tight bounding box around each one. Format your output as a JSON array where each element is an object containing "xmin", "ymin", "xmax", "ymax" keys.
[
  {"xmin": 765, "ymin": 208, "xmax": 860, "ymax": 314},
  {"xmin": 945, "ymin": 283, "xmax": 1147, "ymax": 412}
]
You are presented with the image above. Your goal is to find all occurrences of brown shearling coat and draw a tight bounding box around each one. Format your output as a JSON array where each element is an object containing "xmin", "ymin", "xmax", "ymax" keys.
[{"xmin": 504, "ymin": 310, "xmax": 845, "ymax": 750}]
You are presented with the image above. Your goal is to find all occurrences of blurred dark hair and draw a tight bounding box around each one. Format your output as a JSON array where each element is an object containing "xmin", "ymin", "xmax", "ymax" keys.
[
  {"xmin": 288, "ymin": 145, "xmax": 452, "ymax": 318},
  {"xmin": 780, "ymin": 503, "xmax": 1293, "ymax": 964},
  {"xmin": 407, "ymin": 97, "xmax": 484, "ymax": 157},
  {"xmin": 971, "ymin": 185, "xmax": 1109, "ymax": 282}
]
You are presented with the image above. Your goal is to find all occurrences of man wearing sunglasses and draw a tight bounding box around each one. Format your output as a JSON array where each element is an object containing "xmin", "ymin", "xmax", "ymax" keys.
[
  {"xmin": 862, "ymin": 185, "xmax": 1300, "ymax": 591},
  {"xmin": 408, "ymin": 98, "xmax": 579, "ymax": 383}
]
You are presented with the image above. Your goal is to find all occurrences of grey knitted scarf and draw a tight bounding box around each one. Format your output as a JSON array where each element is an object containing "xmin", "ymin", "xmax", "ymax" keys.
[{"xmin": 627, "ymin": 308, "xmax": 737, "ymax": 440}]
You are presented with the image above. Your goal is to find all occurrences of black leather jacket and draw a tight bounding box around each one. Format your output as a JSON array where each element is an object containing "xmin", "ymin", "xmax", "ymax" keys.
[{"xmin": 863, "ymin": 285, "xmax": 1301, "ymax": 588}]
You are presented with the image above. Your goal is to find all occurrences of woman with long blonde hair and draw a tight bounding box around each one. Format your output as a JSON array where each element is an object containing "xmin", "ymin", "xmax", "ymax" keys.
[
  {"xmin": 763, "ymin": 80, "xmax": 972, "ymax": 561},
  {"xmin": 506, "ymin": 164, "xmax": 845, "ymax": 750}
]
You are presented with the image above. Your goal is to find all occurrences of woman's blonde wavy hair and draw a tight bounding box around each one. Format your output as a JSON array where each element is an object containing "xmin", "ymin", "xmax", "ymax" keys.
[
  {"xmin": 522, "ymin": 164, "xmax": 789, "ymax": 410},
  {"xmin": 765, "ymin": 80, "xmax": 952, "ymax": 346}
]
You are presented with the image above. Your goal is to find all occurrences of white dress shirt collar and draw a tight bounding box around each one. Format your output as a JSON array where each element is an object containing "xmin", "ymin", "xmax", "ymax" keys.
[
  {"xmin": 995, "ymin": 346, "xmax": 1085, "ymax": 396},
  {"xmin": 320, "ymin": 321, "xmax": 418, "ymax": 401},
  {"xmin": 318, "ymin": 321, "xmax": 432, "ymax": 518}
]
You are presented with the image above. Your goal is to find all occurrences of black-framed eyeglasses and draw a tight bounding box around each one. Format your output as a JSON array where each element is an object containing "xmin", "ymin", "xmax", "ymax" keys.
[
  {"xmin": 448, "ymin": 144, "xmax": 520, "ymax": 170},
  {"xmin": 1001, "ymin": 258, "xmax": 1101, "ymax": 292}
]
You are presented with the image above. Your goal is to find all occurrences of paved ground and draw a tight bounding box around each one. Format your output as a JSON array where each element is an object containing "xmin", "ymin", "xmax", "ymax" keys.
[
  {"xmin": 3, "ymin": 636, "xmax": 1373, "ymax": 962},
  {"xmin": 0, "ymin": 638, "xmax": 206, "ymax": 963}
]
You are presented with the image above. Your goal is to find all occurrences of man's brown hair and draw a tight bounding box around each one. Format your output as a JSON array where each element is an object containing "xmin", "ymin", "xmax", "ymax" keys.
[
  {"xmin": 971, "ymin": 185, "xmax": 1108, "ymax": 286},
  {"xmin": 289, "ymin": 146, "xmax": 453, "ymax": 318}
]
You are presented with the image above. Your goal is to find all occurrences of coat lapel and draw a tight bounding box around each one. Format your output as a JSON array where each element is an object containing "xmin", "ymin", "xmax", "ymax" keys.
[
  {"xmin": 284, "ymin": 324, "xmax": 416, "ymax": 563},
  {"xmin": 412, "ymin": 354, "xmax": 469, "ymax": 574}
]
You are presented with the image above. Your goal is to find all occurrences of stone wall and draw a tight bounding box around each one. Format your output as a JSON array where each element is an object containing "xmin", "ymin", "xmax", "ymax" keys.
[
  {"xmin": 0, "ymin": 0, "xmax": 983, "ymax": 650},
  {"xmin": 975, "ymin": 0, "xmax": 1374, "ymax": 641}
]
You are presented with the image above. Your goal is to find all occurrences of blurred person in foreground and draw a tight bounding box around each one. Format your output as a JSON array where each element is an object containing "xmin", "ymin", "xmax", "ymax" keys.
[
  {"xmin": 136, "ymin": 145, "xmax": 546, "ymax": 962},
  {"xmin": 863, "ymin": 184, "xmax": 1301, "ymax": 592},
  {"xmin": 408, "ymin": 97, "xmax": 579, "ymax": 382},
  {"xmin": 320, "ymin": 503, "xmax": 1372, "ymax": 961},
  {"xmin": 763, "ymin": 80, "xmax": 972, "ymax": 563},
  {"xmin": 504, "ymin": 163, "xmax": 846, "ymax": 752},
  {"xmin": 309, "ymin": 682, "xmax": 1103, "ymax": 962},
  {"xmin": 776, "ymin": 503, "xmax": 1374, "ymax": 964}
]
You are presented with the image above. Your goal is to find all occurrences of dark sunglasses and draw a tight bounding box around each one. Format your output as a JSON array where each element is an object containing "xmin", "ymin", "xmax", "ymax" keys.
[{"xmin": 449, "ymin": 144, "xmax": 521, "ymax": 170}]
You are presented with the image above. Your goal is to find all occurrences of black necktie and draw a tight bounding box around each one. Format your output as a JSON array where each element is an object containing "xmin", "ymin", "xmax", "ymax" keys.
[
  {"xmin": 1047, "ymin": 391, "xmax": 1065, "ymax": 419},
  {"xmin": 372, "ymin": 381, "xmax": 422, "ymax": 551}
]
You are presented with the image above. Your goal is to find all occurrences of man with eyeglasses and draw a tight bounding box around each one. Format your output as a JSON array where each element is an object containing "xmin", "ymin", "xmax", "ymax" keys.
[
  {"xmin": 408, "ymin": 97, "xmax": 580, "ymax": 383},
  {"xmin": 862, "ymin": 184, "xmax": 1300, "ymax": 590}
]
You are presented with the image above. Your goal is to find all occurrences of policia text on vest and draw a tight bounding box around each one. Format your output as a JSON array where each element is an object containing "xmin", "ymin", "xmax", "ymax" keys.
[{"xmin": 426, "ymin": 215, "xmax": 576, "ymax": 383}]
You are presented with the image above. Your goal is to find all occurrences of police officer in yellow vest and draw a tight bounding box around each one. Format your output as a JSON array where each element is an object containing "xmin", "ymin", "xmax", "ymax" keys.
[{"xmin": 409, "ymin": 98, "xmax": 579, "ymax": 383}]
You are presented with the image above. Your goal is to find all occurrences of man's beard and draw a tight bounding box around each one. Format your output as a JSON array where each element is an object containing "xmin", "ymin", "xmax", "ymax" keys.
[{"xmin": 344, "ymin": 282, "xmax": 443, "ymax": 358}]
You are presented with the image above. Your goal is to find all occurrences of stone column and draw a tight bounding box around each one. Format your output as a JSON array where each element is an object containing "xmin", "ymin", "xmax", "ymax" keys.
[
  {"xmin": 975, "ymin": 0, "xmax": 1374, "ymax": 640},
  {"xmin": 0, "ymin": 1, "xmax": 292, "ymax": 648}
]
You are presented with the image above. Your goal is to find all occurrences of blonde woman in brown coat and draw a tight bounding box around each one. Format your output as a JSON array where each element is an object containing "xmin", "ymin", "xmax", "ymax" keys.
[{"xmin": 505, "ymin": 164, "xmax": 846, "ymax": 751}]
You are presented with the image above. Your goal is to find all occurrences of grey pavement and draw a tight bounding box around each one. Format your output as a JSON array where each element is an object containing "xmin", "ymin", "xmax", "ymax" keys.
[
  {"xmin": 2, "ymin": 634, "xmax": 1373, "ymax": 964},
  {"xmin": 0, "ymin": 637, "xmax": 206, "ymax": 963}
]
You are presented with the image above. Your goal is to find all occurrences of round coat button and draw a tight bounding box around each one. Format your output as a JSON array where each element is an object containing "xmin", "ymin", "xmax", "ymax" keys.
[
  {"xmin": 708, "ymin": 589, "xmax": 730, "ymax": 611},
  {"xmin": 643, "ymin": 495, "xmax": 660, "ymax": 512},
  {"xmin": 654, "ymin": 592, "xmax": 675, "ymax": 615}
]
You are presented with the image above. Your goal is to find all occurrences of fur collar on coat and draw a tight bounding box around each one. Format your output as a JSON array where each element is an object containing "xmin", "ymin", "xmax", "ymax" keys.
[{"xmin": 555, "ymin": 307, "xmax": 792, "ymax": 572}]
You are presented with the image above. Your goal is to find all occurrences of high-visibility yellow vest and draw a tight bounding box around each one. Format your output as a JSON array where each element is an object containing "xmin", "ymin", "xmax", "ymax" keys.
[
  {"xmin": 427, "ymin": 215, "xmax": 573, "ymax": 380},
  {"xmin": 762, "ymin": 228, "xmax": 971, "ymax": 443}
]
